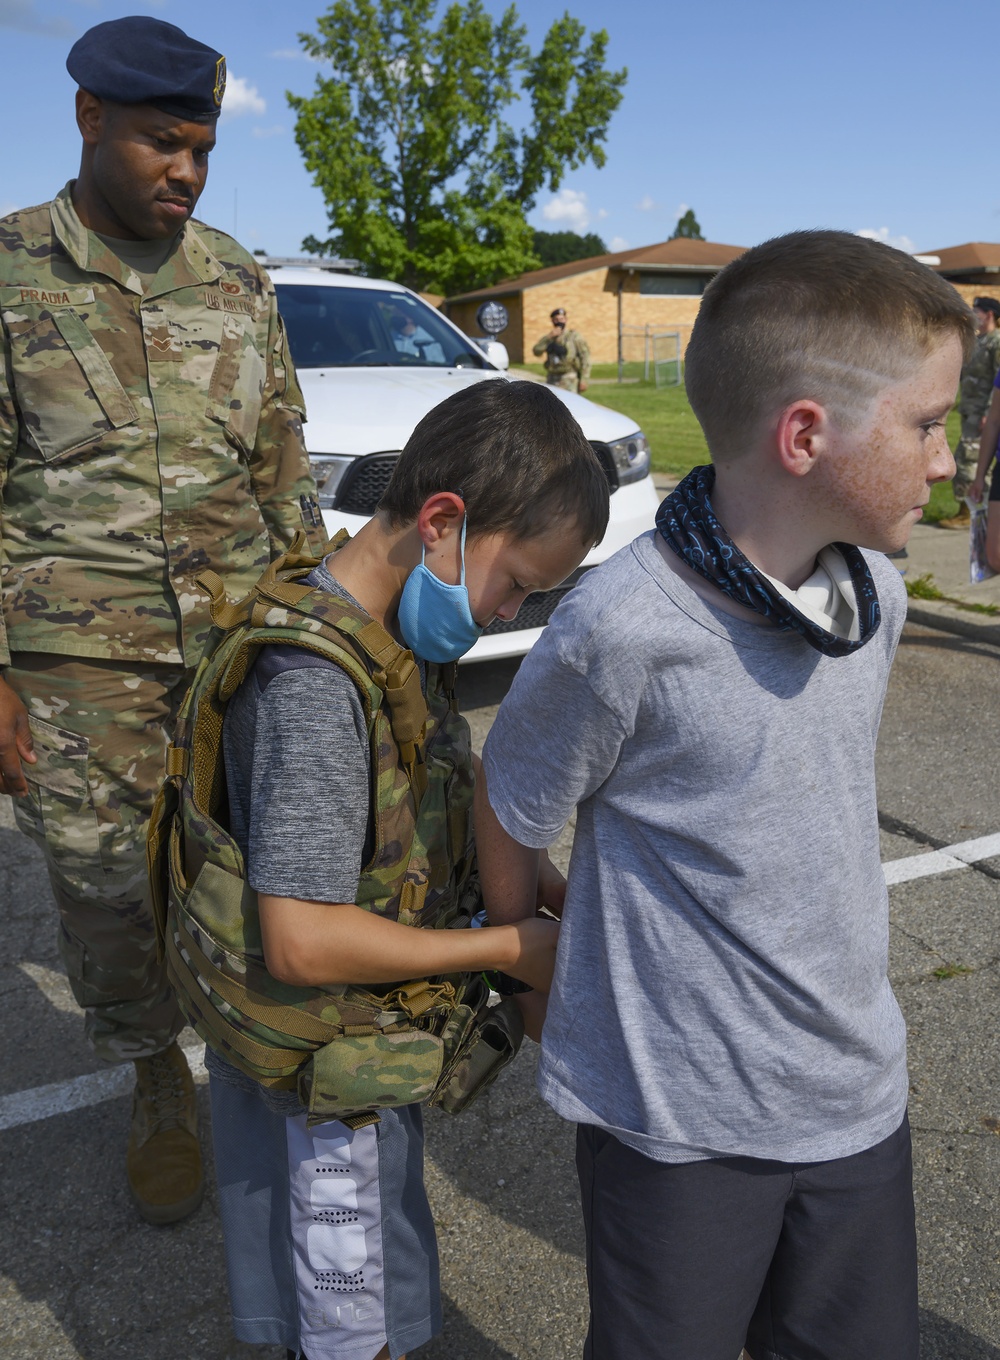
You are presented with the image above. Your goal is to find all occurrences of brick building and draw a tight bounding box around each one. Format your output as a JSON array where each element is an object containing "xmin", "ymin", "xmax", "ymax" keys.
[
  {"xmin": 923, "ymin": 243, "xmax": 1000, "ymax": 308},
  {"xmin": 443, "ymin": 238, "xmax": 1000, "ymax": 367},
  {"xmin": 444, "ymin": 237, "xmax": 747, "ymax": 365}
]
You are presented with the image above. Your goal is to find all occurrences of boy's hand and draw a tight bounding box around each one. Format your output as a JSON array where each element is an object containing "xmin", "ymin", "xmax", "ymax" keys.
[
  {"xmin": 504, "ymin": 916, "xmax": 559, "ymax": 993},
  {"xmin": 536, "ymin": 848, "xmax": 567, "ymax": 918},
  {"xmin": 516, "ymin": 989, "xmax": 549, "ymax": 1044},
  {"xmin": 969, "ymin": 475, "xmax": 986, "ymax": 504}
]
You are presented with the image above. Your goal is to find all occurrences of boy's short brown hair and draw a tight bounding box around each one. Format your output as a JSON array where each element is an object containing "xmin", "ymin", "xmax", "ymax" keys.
[
  {"xmin": 378, "ymin": 378, "xmax": 609, "ymax": 546},
  {"xmin": 684, "ymin": 230, "xmax": 976, "ymax": 460}
]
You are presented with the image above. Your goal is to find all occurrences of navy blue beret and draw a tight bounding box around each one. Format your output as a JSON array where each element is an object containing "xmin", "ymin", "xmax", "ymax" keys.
[{"xmin": 67, "ymin": 17, "xmax": 226, "ymax": 122}]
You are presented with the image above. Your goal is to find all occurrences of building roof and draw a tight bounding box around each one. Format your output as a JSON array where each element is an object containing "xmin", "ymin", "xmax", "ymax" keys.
[
  {"xmin": 926, "ymin": 242, "xmax": 1000, "ymax": 276},
  {"xmin": 447, "ymin": 237, "xmax": 747, "ymax": 303}
]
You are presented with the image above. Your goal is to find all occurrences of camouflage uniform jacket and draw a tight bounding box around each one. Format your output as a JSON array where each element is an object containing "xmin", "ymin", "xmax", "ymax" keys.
[
  {"xmin": 532, "ymin": 327, "xmax": 591, "ymax": 384},
  {"xmin": 959, "ymin": 329, "xmax": 1000, "ymax": 422},
  {"xmin": 0, "ymin": 182, "xmax": 325, "ymax": 668}
]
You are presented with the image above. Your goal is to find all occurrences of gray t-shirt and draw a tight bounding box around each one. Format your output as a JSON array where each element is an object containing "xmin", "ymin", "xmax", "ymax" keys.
[
  {"xmin": 223, "ymin": 559, "xmax": 373, "ymax": 903},
  {"xmin": 482, "ymin": 530, "xmax": 909, "ymax": 1165}
]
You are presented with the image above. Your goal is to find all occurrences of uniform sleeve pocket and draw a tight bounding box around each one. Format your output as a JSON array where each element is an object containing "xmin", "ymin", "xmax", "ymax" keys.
[
  {"xmin": 206, "ymin": 315, "xmax": 266, "ymax": 450},
  {"xmin": 5, "ymin": 307, "xmax": 138, "ymax": 462},
  {"xmin": 22, "ymin": 717, "xmax": 90, "ymax": 805}
]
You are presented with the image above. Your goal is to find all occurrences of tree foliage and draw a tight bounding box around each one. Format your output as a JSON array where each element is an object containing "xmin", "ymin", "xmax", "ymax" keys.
[
  {"xmin": 532, "ymin": 229, "xmax": 608, "ymax": 268},
  {"xmin": 671, "ymin": 208, "xmax": 704, "ymax": 241},
  {"xmin": 290, "ymin": 0, "xmax": 626, "ymax": 294}
]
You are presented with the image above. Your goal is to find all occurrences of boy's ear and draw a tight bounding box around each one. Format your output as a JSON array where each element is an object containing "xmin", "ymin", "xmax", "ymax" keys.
[
  {"xmin": 774, "ymin": 400, "xmax": 829, "ymax": 478},
  {"xmin": 416, "ymin": 491, "xmax": 467, "ymax": 547}
]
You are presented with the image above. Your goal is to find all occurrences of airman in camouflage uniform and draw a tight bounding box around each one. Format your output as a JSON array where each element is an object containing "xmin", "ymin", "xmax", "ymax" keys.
[
  {"xmin": 532, "ymin": 305, "xmax": 591, "ymax": 393},
  {"xmin": 0, "ymin": 16, "xmax": 324, "ymax": 1224},
  {"xmin": 941, "ymin": 295, "xmax": 1000, "ymax": 528}
]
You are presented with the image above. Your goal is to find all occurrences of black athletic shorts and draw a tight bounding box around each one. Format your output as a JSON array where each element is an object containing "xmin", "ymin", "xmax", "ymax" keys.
[
  {"xmin": 576, "ymin": 1113, "xmax": 918, "ymax": 1360},
  {"xmin": 988, "ymin": 464, "xmax": 1000, "ymax": 501}
]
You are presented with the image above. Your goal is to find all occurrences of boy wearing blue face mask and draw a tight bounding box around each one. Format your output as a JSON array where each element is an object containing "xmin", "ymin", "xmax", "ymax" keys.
[{"xmin": 204, "ymin": 379, "xmax": 609, "ymax": 1360}]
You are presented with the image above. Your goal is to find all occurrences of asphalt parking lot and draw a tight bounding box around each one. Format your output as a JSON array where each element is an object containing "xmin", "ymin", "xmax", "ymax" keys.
[{"xmin": 0, "ymin": 628, "xmax": 998, "ymax": 1359}]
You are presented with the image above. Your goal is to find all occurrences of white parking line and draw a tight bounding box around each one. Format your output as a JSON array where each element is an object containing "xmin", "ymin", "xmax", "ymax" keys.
[
  {"xmin": 0, "ymin": 1035, "xmax": 206, "ymax": 1134},
  {"xmin": 2, "ymin": 830, "xmax": 998, "ymax": 1135},
  {"xmin": 882, "ymin": 831, "xmax": 1000, "ymax": 885}
]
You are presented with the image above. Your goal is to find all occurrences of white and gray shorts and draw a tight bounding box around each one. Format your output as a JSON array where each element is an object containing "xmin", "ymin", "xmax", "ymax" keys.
[{"xmin": 209, "ymin": 1074, "xmax": 441, "ymax": 1360}]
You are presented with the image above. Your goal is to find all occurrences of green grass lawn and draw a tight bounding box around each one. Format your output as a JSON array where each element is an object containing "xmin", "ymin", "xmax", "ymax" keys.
[{"xmin": 515, "ymin": 363, "xmax": 966, "ymax": 516}]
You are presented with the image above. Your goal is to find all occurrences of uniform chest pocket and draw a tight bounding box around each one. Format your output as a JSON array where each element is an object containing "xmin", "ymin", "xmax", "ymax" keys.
[
  {"xmin": 4, "ymin": 307, "xmax": 139, "ymax": 462},
  {"xmin": 205, "ymin": 314, "xmax": 267, "ymax": 451}
]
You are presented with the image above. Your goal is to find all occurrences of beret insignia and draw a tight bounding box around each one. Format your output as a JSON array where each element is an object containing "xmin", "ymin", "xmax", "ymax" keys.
[{"xmin": 213, "ymin": 56, "xmax": 227, "ymax": 108}]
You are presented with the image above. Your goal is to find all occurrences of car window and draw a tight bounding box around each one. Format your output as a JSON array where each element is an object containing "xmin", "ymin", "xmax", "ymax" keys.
[{"xmin": 275, "ymin": 285, "xmax": 489, "ymax": 370}]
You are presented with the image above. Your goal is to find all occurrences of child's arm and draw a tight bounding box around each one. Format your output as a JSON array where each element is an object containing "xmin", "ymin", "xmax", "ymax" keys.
[
  {"xmin": 474, "ymin": 765, "xmax": 542, "ymax": 926},
  {"xmin": 258, "ymin": 892, "xmax": 558, "ymax": 991}
]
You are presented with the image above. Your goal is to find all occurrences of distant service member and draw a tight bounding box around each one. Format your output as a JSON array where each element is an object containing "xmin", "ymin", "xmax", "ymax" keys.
[
  {"xmin": 0, "ymin": 17, "xmax": 324, "ymax": 1224},
  {"xmin": 942, "ymin": 295, "xmax": 1000, "ymax": 527},
  {"xmin": 533, "ymin": 306, "xmax": 591, "ymax": 393}
]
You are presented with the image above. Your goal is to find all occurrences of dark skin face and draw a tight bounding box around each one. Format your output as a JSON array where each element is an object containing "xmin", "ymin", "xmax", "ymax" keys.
[{"xmin": 73, "ymin": 89, "xmax": 216, "ymax": 241}]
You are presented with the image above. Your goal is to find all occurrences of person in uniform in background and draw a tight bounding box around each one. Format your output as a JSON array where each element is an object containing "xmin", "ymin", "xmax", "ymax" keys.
[
  {"xmin": 532, "ymin": 306, "xmax": 591, "ymax": 392},
  {"xmin": 0, "ymin": 17, "xmax": 324, "ymax": 1225},
  {"xmin": 940, "ymin": 294, "xmax": 1000, "ymax": 528}
]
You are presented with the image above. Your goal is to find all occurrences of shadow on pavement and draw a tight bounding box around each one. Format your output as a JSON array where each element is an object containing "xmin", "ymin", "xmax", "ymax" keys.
[
  {"xmin": 920, "ymin": 1309, "xmax": 1000, "ymax": 1358},
  {"xmin": 425, "ymin": 1295, "xmax": 520, "ymax": 1360}
]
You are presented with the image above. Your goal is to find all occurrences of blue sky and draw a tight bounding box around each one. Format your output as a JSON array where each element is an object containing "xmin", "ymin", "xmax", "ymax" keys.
[{"xmin": 2, "ymin": 0, "xmax": 994, "ymax": 263}]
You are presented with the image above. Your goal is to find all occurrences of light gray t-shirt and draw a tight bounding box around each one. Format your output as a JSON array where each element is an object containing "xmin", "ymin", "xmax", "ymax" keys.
[{"xmin": 482, "ymin": 531, "xmax": 908, "ymax": 1165}]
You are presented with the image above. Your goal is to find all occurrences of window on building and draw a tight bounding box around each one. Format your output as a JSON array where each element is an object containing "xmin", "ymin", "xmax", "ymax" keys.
[{"xmin": 638, "ymin": 273, "xmax": 709, "ymax": 296}]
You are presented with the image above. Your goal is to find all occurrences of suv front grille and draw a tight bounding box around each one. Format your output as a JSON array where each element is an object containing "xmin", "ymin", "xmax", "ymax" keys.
[
  {"xmin": 483, "ymin": 567, "xmax": 591, "ymax": 636},
  {"xmin": 336, "ymin": 452, "xmax": 401, "ymax": 515}
]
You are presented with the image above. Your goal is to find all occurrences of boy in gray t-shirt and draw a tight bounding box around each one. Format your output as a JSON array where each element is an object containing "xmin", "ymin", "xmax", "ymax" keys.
[{"xmin": 475, "ymin": 232, "xmax": 975, "ymax": 1360}]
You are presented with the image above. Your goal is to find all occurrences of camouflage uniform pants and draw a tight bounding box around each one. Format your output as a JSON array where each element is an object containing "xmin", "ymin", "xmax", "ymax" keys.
[
  {"xmin": 952, "ymin": 412, "xmax": 984, "ymax": 499},
  {"xmin": 547, "ymin": 372, "xmax": 579, "ymax": 393},
  {"xmin": 7, "ymin": 654, "xmax": 194, "ymax": 1063}
]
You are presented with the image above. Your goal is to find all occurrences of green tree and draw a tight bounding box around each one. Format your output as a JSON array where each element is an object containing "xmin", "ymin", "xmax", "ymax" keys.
[
  {"xmin": 671, "ymin": 208, "xmax": 704, "ymax": 240},
  {"xmin": 290, "ymin": 0, "xmax": 626, "ymax": 295},
  {"xmin": 532, "ymin": 229, "xmax": 608, "ymax": 268}
]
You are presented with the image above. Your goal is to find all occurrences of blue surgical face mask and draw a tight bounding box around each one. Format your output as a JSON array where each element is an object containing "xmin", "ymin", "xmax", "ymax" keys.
[{"xmin": 397, "ymin": 516, "xmax": 484, "ymax": 663}]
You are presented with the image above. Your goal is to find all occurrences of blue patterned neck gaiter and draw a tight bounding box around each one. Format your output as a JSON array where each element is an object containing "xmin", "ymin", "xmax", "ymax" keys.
[{"xmin": 655, "ymin": 464, "xmax": 881, "ymax": 657}]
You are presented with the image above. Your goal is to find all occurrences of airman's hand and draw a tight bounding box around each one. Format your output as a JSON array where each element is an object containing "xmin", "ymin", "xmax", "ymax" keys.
[
  {"xmin": 579, "ymin": 380, "xmax": 589, "ymax": 393},
  {"xmin": 0, "ymin": 676, "xmax": 35, "ymax": 797}
]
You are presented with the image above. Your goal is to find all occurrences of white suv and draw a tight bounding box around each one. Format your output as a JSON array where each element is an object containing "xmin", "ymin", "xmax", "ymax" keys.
[{"xmin": 269, "ymin": 261, "xmax": 660, "ymax": 662}]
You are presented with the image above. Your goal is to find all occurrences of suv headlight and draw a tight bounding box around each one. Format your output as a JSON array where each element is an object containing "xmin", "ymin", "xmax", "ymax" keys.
[
  {"xmin": 605, "ymin": 432, "xmax": 651, "ymax": 486},
  {"xmin": 309, "ymin": 454, "xmax": 354, "ymax": 508}
]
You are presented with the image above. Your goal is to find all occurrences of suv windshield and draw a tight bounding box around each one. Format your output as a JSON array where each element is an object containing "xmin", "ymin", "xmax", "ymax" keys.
[{"xmin": 275, "ymin": 284, "xmax": 490, "ymax": 370}]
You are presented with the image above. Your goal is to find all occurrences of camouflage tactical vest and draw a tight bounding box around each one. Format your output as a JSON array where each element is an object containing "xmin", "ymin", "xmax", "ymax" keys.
[{"xmin": 147, "ymin": 532, "xmax": 523, "ymax": 1127}]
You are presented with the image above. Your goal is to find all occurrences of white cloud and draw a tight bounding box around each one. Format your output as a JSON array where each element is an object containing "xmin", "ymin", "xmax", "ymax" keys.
[
  {"xmin": 609, "ymin": 235, "xmax": 629, "ymax": 252},
  {"xmin": 541, "ymin": 189, "xmax": 596, "ymax": 233},
  {"xmin": 0, "ymin": 0, "xmax": 73, "ymax": 35},
  {"xmin": 220, "ymin": 74, "xmax": 266, "ymax": 122},
  {"xmin": 636, "ymin": 194, "xmax": 659, "ymax": 213},
  {"xmin": 857, "ymin": 226, "xmax": 918, "ymax": 254},
  {"xmin": 1, "ymin": 202, "xmax": 21, "ymax": 217},
  {"xmin": 253, "ymin": 124, "xmax": 286, "ymax": 139}
]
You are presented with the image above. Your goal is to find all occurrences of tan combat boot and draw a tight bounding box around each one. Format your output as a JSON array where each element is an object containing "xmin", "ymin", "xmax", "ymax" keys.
[
  {"xmin": 938, "ymin": 502, "xmax": 971, "ymax": 530},
  {"xmin": 127, "ymin": 1042, "xmax": 203, "ymax": 1224}
]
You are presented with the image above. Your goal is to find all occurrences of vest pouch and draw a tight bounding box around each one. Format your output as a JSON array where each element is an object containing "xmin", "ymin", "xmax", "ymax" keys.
[
  {"xmin": 432, "ymin": 994, "xmax": 525, "ymax": 1116},
  {"xmin": 298, "ymin": 1027, "xmax": 445, "ymax": 1124}
]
